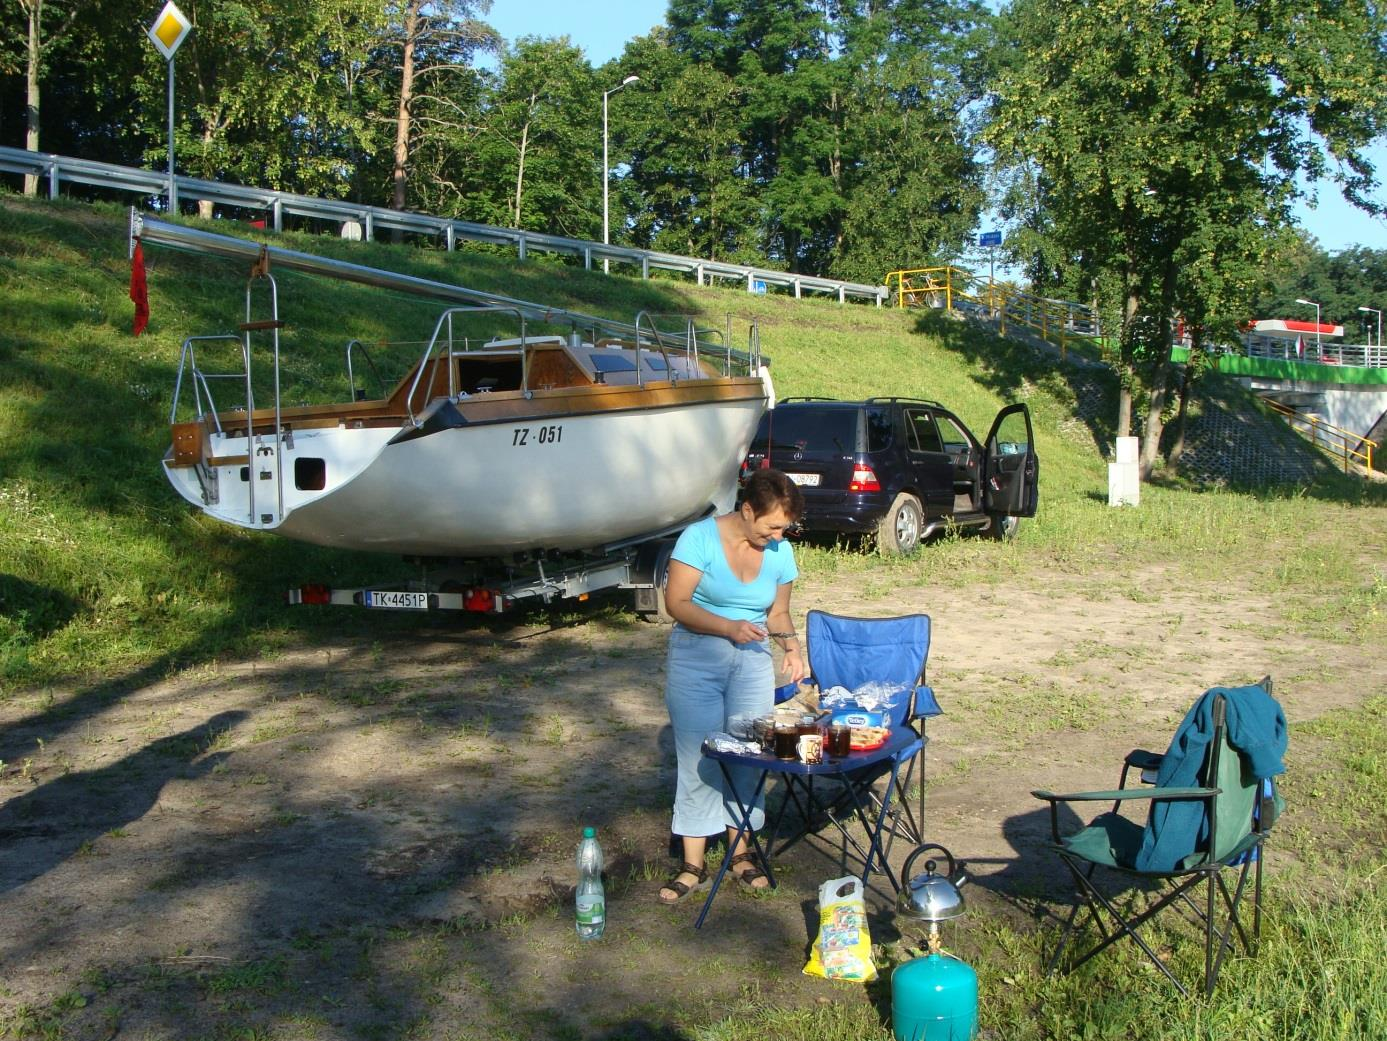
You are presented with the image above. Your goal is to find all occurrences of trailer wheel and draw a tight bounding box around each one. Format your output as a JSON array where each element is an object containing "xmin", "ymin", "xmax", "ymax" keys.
[{"xmin": 634, "ymin": 538, "xmax": 677, "ymax": 624}]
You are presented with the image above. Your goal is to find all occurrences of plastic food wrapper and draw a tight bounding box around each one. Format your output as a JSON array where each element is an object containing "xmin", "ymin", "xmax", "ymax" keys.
[
  {"xmin": 803, "ymin": 876, "xmax": 877, "ymax": 982},
  {"xmin": 703, "ymin": 732, "xmax": 762, "ymax": 755},
  {"xmin": 821, "ymin": 681, "xmax": 908, "ymax": 727}
]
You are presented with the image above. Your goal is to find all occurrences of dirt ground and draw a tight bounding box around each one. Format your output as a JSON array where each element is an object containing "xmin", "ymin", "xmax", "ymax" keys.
[{"xmin": 0, "ymin": 545, "xmax": 1381, "ymax": 1040}]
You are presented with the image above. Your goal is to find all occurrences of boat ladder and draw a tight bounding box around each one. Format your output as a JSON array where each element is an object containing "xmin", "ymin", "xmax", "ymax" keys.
[{"xmin": 169, "ymin": 253, "xmax": 287, "ymax": 528}]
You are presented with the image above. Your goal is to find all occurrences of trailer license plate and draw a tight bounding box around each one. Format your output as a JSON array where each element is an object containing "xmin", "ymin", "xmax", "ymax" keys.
[
  {"xmin": 364, "ymin": 590, "xmax": 429, "ymax": 610},
  {"xmin": 786, "ymin": 472, "xmax": 820, "ymax": 486}
]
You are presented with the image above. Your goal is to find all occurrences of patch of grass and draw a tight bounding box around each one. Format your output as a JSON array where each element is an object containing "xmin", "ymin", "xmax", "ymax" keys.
[{"xmin": 204, "ymin": 957, "xmax": 288, "ymax": 996}]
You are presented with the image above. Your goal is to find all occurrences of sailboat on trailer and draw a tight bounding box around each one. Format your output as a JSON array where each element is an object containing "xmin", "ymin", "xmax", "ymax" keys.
[{"xmin": 138, "ymin": 214, "xmax": 773, "ymax": 558}]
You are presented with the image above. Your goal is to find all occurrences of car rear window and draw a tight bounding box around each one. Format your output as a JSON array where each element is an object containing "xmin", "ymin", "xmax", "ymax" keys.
[
  {"xmin": 865, "ymin": 406, "xmax": 893, "ymax": 452},
  {"xmin": 751, "ymin": 407, "xmax": 858, "ymax": 454}
]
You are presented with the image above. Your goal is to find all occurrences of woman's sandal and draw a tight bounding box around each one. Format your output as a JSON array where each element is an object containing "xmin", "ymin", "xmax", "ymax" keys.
[
  {"xmin": 658, "ymin": 863, "xmax": 709, "ymax": 905},
  {"xmin": 729, "ymin": 851, "xmax": 769, "ymax": 891}
]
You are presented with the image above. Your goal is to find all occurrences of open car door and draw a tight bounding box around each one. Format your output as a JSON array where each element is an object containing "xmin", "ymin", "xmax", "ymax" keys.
[{"xmin": 982, "ymin": 403, "xmax": 1038, "ymax": 519}]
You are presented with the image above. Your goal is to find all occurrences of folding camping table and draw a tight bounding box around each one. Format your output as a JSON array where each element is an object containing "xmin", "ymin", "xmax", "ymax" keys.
[{"xmin": 694, "ymin": 728, "xmax": 920, "ymax": 928}]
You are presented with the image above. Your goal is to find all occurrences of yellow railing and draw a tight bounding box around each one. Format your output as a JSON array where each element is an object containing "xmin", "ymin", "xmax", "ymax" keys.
[
  {"xmin": 883, "ymin": 266, "xmax": 1104, "ymax": 359},
  {"xmin": 1261, "ymin": 398, "xmax": 1377, "ymax": 473}
]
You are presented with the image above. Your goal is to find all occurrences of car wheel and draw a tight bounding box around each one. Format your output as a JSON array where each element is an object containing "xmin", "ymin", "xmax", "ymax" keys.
[
  {"xmin": 877, "ymin": 493, "xmax": 924, "ymax": 555},
  {"xmin": 984, "ymin": 514, "xmax": 1020, "ymax": 541}
]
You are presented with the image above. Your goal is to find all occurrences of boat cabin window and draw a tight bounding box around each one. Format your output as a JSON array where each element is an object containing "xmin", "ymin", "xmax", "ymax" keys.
[{"xmin": 455, "ymin": 356, "xmax": 524, "ymax": 394}]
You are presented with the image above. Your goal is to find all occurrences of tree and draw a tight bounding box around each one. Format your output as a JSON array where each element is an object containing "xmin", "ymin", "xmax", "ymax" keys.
[
  {"xmin": 620, "ymin": 31, "xmax": 759, "ymax": 262},
  {"xmin": 379, "ymin": 0, "xmax": 496, "ymax": 212},
  {"xmin": 4, "ymin": 0, "xmax": 86, "ymax": 194},
  {"xmin": 829, "ymin": 0, "xmax": 989, "ymax": 281},
  {"xmin": 409, "ymin": 37, "xmax": 599, "ymax": 236},
  {"xmin": 987, "ymin": 0, "xmax": 1387, "ymax": 478}
]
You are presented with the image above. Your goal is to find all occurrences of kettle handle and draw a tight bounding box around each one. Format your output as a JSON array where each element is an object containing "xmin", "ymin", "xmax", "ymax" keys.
[{"xmin": 901, "ymin": 842, "xmax": 955, "ymax": 883}]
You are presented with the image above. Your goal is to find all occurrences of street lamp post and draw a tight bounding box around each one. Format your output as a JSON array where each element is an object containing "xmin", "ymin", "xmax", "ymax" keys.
[
  {"xmin": 602, "ymin": 75, "xmax": 639, "ymax": 275},
  {"xmin": 1295, "ymin": 297, "xmax": 1322, "ymax": 359},
  {"xmin": 1358, "ymin": 306, "xmax": 1382, "ymax": 351}
]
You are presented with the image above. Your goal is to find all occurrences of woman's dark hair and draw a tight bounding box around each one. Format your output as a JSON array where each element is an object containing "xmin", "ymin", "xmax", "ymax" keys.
[{"xmin": 742, "ymin": 467, "xmax": 804, "ymax": 522}]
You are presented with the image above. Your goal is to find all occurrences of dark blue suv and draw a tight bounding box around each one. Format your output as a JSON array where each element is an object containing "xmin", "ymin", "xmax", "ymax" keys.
[{"xmin": 743, "ymin": 398, "xmax": 1038, "ymax": 553}]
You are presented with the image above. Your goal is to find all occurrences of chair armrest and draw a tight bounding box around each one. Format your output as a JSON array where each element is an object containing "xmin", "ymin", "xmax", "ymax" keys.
[
  {"xmin": 1032, "ymin": 786, "xmax": 1218, "ymax": 804},
  {"xmin": 910, "ymin": 684, "xmax": 943, "ymax": 720},
  {"xmin": 1032, "ymin": 786, "xmax": 1220, "ymax": 845},
  {"xmin": 1124, "ymin": 749, "xmax": 1163, "ymax": 771}
]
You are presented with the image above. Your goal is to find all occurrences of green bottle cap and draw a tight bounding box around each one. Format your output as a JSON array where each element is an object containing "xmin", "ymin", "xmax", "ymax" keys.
[{"xmin": 583, "ymin": 826, "xmax": 596, "ymax": 838}]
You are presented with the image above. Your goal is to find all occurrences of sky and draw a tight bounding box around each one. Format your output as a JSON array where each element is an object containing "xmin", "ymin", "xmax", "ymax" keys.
[{"xmin": 481, "ymin": 0, "xmax": 1387, "ymax": 258}]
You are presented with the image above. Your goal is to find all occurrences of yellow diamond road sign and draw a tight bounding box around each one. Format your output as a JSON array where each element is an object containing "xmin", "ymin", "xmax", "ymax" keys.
[{"xmin": 148, "ymin": 2, "xmax": 192, "ymax": 61}]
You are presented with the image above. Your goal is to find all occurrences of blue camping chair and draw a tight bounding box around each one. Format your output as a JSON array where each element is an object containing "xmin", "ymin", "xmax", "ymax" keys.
[
  {"xmin": 1033, "ymin": 677, "xmax": 1286, "ymax": 996},
  {"xmin": 798, "ymin": 610, "xmax": 942, "ymax": 855}
]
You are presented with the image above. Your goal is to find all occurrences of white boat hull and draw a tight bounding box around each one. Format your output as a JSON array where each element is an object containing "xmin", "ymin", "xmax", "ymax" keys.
[{"xmin": 164, "ymin": 395, "xmax": 765, "ymax": 556}]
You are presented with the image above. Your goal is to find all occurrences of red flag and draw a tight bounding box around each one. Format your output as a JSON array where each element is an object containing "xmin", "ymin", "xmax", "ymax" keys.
[{"xmin": 130, "ymin": 241, "xmax": 149, "ymax": 336}]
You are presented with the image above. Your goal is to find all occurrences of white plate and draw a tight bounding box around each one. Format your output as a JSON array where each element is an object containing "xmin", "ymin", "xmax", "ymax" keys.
[{"xmin": 786, "ymin": 472, "xmax": 820, "ymax": 487}]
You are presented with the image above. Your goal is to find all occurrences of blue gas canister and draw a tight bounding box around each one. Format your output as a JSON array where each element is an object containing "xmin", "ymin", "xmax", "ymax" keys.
[{"xmin": 890, "ymin": 951, "xmax": 978, "ymax": 1041}]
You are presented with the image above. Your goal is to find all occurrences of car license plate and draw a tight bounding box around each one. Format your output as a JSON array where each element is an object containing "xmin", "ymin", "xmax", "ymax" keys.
[
  {"xmin": 363, "ymin": 590, "xmax": 429, "ymax": 610},
  {"xmin": 786, "ymin": 472, "xmax": 820, "ymax": 487}
]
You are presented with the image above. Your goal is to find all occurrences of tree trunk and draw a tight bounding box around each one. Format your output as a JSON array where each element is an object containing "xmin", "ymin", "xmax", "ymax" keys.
[
  {"xmin": 1167, "ymin": 328, "xmax": 1204, "ymax": 468},
  {"xmin": 1116, "ymin": 374, "xmax": 1132, "ymax": 440},
  {"xmin": 23, "ymin": 0, "xmax": 42, "ymax": 197},
  {"xmin": 1115, "ymin": 290, "xmax": 1139, "ymax": 440},
  {"xmin": 512, "ymin": 105, "xmax": 533, "ymax": 228},
  {"xmin": 391, "ymin": 1, "xmax": 420, "ymax": 215},
  {"xmin": 1167, "ymin": 360, "xmax": 1193, "ymax": 467},
  {"xmin": 1139, "ymin": 350, "xmax": 1174, "ymax": 479},
  {"xmin": 197, "ymin": 127, "xmax": 216, "ymax": 220}
]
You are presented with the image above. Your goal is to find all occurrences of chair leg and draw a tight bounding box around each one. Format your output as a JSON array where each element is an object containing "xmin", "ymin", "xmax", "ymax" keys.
[
  {"xmin": 1054, "ymin": 858, "xmax": 1198, "ymax": 998},
  {"xmin": 1204, "ymin": 870, "xmax": 1217, "ymax": 997},
  {"xmin": 1252, "ymin": 841, "xmax": 1265, "ymax": 951}
]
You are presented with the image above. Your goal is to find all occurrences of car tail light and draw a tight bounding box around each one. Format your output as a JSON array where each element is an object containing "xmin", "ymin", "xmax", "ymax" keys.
[{"xmin": 849, "ymin": 466, "xmax": 881, "ymax": 492}]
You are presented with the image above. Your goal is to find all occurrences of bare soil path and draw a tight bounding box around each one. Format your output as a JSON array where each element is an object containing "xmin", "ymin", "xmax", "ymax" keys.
[{"xmin": 0, "ymin": 544, "xmax": 1381, "ymax": 1039}]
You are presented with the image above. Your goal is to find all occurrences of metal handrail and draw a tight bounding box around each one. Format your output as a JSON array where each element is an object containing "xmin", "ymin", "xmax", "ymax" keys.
[
  {"xmin": 406, "ymin": 306, "xmax": 526, "ymax": 424},
  {"xmin": 345, "ymin": 339, "xmax": 390, "ymax": 401},
  {"xmin": 631, "ymin": 311, "xmax": 677, "ymax": 386},
  {"xmin": 170, "ymin": 334, "xmax": 242, "ymax": 428},
  {"xmin": 1263, "ymin": 398, "xmax": 1377, "ymax": 472}
]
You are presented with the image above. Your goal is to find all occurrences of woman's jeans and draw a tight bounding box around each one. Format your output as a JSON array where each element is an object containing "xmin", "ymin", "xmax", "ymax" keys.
[{"xmin": 665, "ymin": 626, "xmax": 774, "ymax": 838}]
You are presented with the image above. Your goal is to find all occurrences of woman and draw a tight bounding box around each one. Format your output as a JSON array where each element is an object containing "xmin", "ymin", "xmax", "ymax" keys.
[{"xmin": 657, "ymin": 468, "xmax": 806, "ymax": 905}]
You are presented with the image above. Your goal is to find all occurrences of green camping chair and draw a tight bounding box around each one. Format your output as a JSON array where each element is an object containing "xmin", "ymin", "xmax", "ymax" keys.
[{"xmin": 1032, "ymin": 678, "xmax": 1286, "ymax": 996}]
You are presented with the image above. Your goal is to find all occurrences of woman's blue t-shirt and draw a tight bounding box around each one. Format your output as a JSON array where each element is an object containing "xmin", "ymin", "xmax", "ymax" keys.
[{"xmin": 670, "ymin": 516, "xmax": 798, "ymax": 623}]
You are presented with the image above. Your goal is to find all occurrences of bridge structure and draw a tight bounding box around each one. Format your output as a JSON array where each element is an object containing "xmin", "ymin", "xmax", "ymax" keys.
[{"xmin": 885, "ymin": 265, "xmax": 1383, "ymax": 473}]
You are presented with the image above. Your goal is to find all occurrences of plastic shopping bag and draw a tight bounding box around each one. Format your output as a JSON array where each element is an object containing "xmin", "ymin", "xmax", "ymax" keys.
[{"xmin": 802, "ymin": 876, "xmax": 877, "ymax": 982}]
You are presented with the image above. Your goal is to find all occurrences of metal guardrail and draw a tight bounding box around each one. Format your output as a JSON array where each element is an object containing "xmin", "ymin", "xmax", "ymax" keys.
[{"xmin": 0, "ymin": 145, "xmax": 887, "ymax": 306}]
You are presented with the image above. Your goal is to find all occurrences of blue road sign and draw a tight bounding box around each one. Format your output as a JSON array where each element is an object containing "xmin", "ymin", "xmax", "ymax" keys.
[
  {"xmin": 979, "ymin": 231, "xmax": 1003, "ymax": 248},
  {"xmin": 751, "ymin": 279, "xmax": 767, "ymax": 295}
]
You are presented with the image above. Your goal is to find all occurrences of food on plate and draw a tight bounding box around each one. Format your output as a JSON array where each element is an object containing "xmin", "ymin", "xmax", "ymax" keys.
[{"xmin": 848, "ymin": 725, "xmax": 890, "ymax": 750}]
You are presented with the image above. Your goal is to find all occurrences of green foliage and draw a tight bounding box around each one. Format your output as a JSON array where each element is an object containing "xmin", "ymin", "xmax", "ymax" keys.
[
  {"xmin": 1251, "ymin": 236, "xmax": 1387, "ymax": 333},
  {"xmin": 985, "ymin": 0, "xmax": 1387, "ymax": 465}
]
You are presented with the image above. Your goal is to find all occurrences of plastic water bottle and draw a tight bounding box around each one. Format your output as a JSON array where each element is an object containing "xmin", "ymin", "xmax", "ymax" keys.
[{"xmin": 575, "ymin": 826, "xmax": 605, "ymax": 940}]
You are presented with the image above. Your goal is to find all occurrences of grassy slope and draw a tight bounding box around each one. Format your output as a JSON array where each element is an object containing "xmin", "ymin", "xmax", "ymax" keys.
[{"xmin": 0, "ymin": 191, "xmax": 1379, "ymax": 696}]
